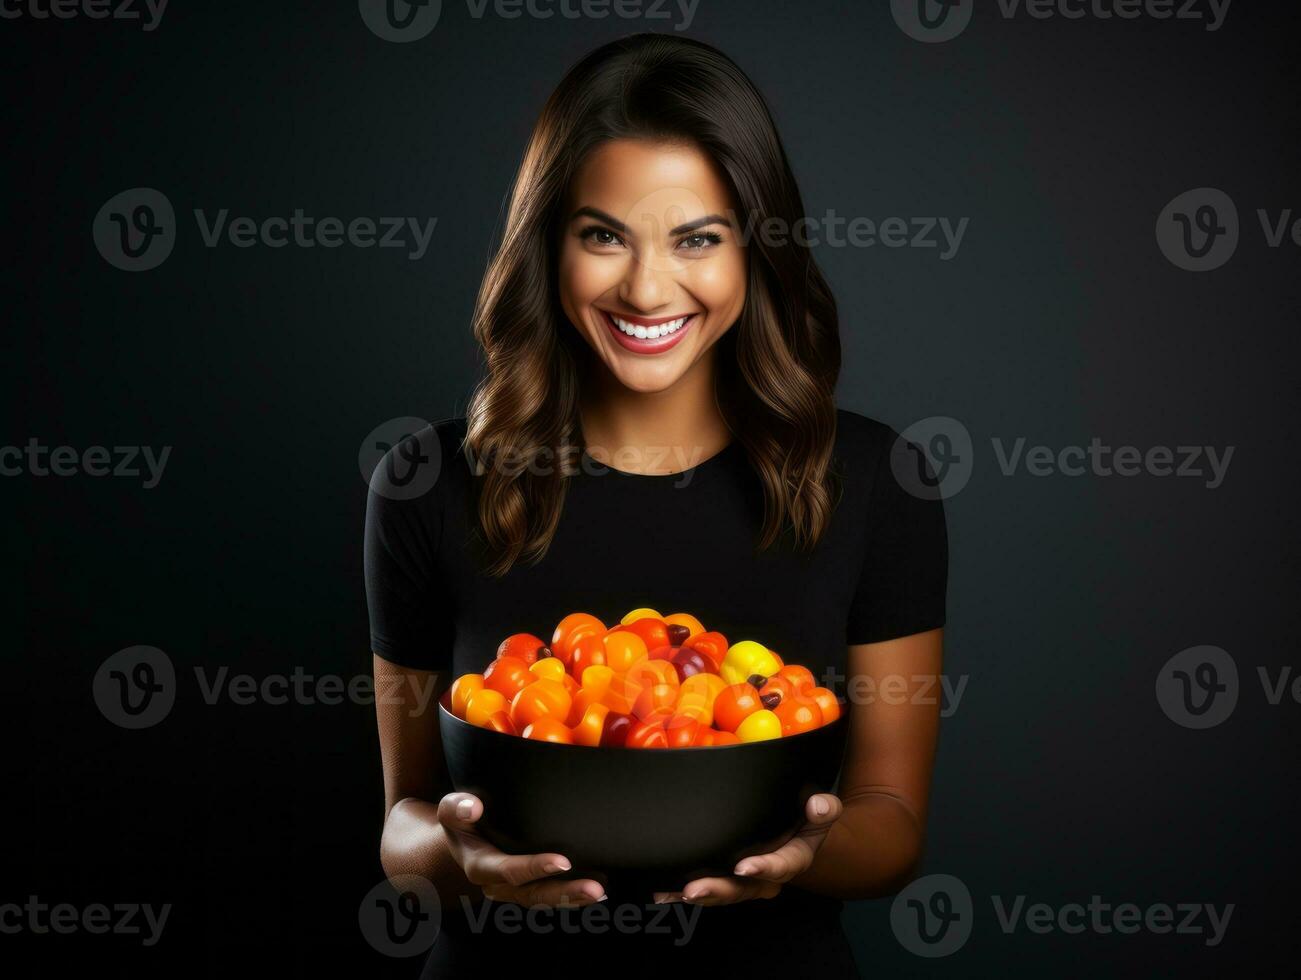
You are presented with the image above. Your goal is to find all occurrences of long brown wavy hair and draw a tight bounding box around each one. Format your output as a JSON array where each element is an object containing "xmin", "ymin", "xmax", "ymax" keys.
[{"xmin": 465, "ymin": 33, "xmax": 842, "ymax": 576}]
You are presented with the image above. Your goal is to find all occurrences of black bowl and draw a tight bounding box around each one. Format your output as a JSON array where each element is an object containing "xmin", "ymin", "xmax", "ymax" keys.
[{"xmin": 438, "ymin": 692, "xmax": 848, "ymax": 893}]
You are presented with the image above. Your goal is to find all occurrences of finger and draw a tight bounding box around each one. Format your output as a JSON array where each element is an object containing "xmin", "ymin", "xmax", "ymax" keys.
[
  {"xmin": 484, "ymin": 877, "xmax": 606, "ymax": 908},
  {"xmin": 437, "ymin": 792, "xmax": 483, "ymax": 833},
  {"xmin": 652, "ymin": 891, "xmax": 683, "ymax": 904},
  {"xmin": 804, "ymin": 792, "xmax": 844, "ymax": 826},
  {"xmin": 485, "ymin": 850, "xmax": 578, "ymax": 888},
  {"xmin": 681, "ymin": 875, "xmax": 780, "ymax": 906},
  {"xmin": 733, "ymin": 795, "xmax": 844, "ymax": 883}
]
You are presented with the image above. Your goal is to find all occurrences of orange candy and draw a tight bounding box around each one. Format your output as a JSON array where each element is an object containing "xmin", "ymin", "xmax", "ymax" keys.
[
  {"xmin": 508, "ymin": 678, "xmax": 572, "ymax": 731},
  {"xmin": 551, "ymin": 613, "xmax": 606, "ymax": 666},
  {"xmin": 522, "ymin": 717, "xmax": 573, "ymax": 743},
  {"xmin": 483, "ymin": 655, "xmax": 532, "ymax": 700},
  {"xmin": 712, "ymin": 682, "xmax": 762, "ymax": 733},
  {"xmin": 601, "ymin": 629, "xmax": 648, "ymax": 673},
  {"xmin": 568, "ymin": 632, "xmax": 608, "ymax": 678},
  {"xmin": 809, "ymin": 687, "xmax": 841, "ymax": 724},
  {"xmin": 496, "ymin": 632, "xmax": 546, "ymax": 664},
  {"xmin": 464, "ymin": 688, "xmax": 507, "ymax": 727},
  {"xmin": 774, "ymin": 697, "xmax": 822, "ymax": 736},
  {"xmin": 572, "ymin": 702, "xmax": 610, "ymax": 747},
  {"xmin": 450, "ymin": 673, "xmax": 484, "ymax": 718},
  {"xmin": 684, "ymin": 631, "xmax": 728, "ymax": 669},
  {"xmin": 775, "ymin": 664, "xmax": 817, "ymax": 694},
  {"xmin": 632, "ymin": 682, "xmax": 679, "ymax": 720},
  {"xmin": 662, "ymin": 612, "xmax": 706, "ymax": 638}
]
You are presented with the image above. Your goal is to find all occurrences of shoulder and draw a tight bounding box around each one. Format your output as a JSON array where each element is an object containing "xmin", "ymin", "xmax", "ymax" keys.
[
  {"xmin": 832, "ymin": 407, "xmax": 901, "ymax": 477},
  {"xmin": 365, "ymin": 415, "xmax": 471, "ymax": 520}
]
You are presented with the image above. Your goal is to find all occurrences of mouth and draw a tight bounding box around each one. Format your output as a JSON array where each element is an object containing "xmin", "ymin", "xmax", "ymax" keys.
[{"xmin": 600, "ymin": 309, "xmax": 698, "ymax": 355}]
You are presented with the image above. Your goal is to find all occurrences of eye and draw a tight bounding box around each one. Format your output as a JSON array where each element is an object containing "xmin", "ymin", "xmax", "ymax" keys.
[
  {"xmin": 677, "ymin": 231, "xmax": 724, "ymax": 253},
  {"xmin": 579, "ymin": 225, "xmax": 625, "ymax": 248}
]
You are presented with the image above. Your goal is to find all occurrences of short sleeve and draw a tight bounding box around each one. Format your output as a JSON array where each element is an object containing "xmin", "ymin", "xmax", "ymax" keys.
[
  {"xmin": 363, "ymin": 433, "xmax": 456, "ymax": 672},
  {"xmin": 845, "ymin": 431, "xmax": 949, "ymax": 645}
]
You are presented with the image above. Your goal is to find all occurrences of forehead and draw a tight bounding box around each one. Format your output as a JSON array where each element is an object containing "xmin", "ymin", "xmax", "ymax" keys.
[{"xmin": 568, "ymin": 139, "xmax": 735, "ymax": 225}]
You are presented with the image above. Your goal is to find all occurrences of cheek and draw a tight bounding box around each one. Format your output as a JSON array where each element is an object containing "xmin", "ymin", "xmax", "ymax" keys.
[
  {"xmin": 689, "ymin": 253, "xmax": 747, "ymax": 321},
  {"xmin": 559, "ymin": 246, "xmax": 617, "ymax": 310}
]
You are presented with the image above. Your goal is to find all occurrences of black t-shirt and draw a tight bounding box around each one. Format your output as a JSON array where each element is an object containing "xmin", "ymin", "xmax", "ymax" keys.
[{"xmin": 364, "ymin": 408, "xmax": 947, "ymax": 976}]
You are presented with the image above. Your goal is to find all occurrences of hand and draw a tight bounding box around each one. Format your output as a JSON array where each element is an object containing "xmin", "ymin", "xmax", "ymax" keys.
[
  {"xmin": 439, "ymin": 792, "xmax": 607, "ymax": 907},
  {"xmin": 653, "ymin": 793, "xmax": 843, "ymax": 906}
]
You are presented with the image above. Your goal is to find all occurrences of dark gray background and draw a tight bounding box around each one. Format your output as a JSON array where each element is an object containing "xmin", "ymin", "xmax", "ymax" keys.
[{"xmin": 4, "ymin": 0, "xmax": 1297, "ymax": 975}]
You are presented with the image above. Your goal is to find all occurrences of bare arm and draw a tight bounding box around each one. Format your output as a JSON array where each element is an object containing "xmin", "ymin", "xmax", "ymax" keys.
[{"xmin": 792, "ymin": 628, "xmax": 943, "ymax": 899}]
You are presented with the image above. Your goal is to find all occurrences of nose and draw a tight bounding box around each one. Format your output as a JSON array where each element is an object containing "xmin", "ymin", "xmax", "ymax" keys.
[{"xmin": 617, "ymin": 252, "xmax": 674, "ymax": 312}]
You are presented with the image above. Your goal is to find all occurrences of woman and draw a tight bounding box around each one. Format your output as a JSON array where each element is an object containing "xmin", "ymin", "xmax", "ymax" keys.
[{"xmin": 366, "ymin": 33, "xmax": 947, "ymax": 976}]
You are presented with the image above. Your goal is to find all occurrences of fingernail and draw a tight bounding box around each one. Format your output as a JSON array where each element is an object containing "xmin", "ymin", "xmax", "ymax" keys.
[
  {"xmin": 684, "ymin": 888, "xmax": 709, "ymax": 902},
  {"xmin": 814, "ymin": 797, "xmax": 829, "ymax": 816},
  {"xmin": 543, "ymin": 860, "xmax": 570, "ymax": 874},
  {"xmin": 456, "ymin": 799, "xmax": 473, "ymax": 819},
  {"xmin": 595, "ymin": 893, "xmax": 609, "ymax": 902},
  {"xmin": 734, "ymin": 864, "xmax": 754, "ymax": 877}
]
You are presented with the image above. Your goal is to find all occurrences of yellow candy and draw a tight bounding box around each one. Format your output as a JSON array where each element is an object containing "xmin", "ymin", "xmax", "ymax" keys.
[
  {"xmin": 736, "ymin": 709, "xmax": 781, "ymax": 742},
  {"xmin": 620, "ymin": 607, "xmax": 663, "ymax": 625},
  {"xmin": 680, "ymin": 673, "xmax": 726, "ymax": 705},
  {"xmin": 580, "ymin": 664, "xmax": 615, "ymax": 695},
  {"xmin": 721, "ymin": 641, "xmax": 781, "ymax": 686},
  {"xmin": 528, "ymin": 658, "xmax": 566, "ymax": 683}
]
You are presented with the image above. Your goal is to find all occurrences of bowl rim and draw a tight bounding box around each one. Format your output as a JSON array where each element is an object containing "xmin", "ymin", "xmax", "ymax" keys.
[{"xmin": 438, "ymin": 689, "xmax": 847, "ymax": 753}]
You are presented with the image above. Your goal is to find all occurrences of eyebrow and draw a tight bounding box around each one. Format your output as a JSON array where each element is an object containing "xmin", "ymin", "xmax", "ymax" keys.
[{"xmin": 569, "ymin": 206, "xmax": 734, "ymax": 236}]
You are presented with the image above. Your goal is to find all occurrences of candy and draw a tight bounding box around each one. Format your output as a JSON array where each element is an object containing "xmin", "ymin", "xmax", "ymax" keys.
[
  {"xmin": 464, "ymin": 688, "xmax": 508, "ymax": 727},
  {"xmin": 508, "ymin": 678, "xmax": 572, "ymax": 731},
  {"xmin": 720, "ymin": 640, "xmax": 781, "ymax": 686},
  {"xmin": 483, "ymin": 655, "xmax": 532, "ymax": 700},
  {"xmin": 522, "ymin": 717, "xmax": 573, "ymax": 743},
  {"xmin": 449, "ymin": 610, "xmax": 839, "ymax": 748},
  {"xmin": 496, "ymin": 633, "xmax": 547, "ymax": 665},
  {"xmin": 450, "ymin": 673, "xmax": 484, "ymax": 718},
  {"xmin": 712, "ymin": 682, "xmax": 762, "ymax": 733},
  {"xmin": 735, "ymin": 709, "xmax": 781, "ymax": 742}
]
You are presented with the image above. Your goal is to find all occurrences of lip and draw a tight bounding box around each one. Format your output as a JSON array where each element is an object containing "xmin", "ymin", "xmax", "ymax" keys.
[{"xmin": 600, "ymin": 309, "xmax": 698, "ymax": 355}]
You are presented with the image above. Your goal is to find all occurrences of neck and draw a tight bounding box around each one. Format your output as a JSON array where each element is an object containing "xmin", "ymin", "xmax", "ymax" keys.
[{"xmin": 579, "ymin": 348, "xmax": 732, "ymax": 475}]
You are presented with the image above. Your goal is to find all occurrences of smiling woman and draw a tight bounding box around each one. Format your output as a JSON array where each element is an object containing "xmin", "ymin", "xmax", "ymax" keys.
[{"xmin": 367, "ymin": 33, "xmax": 948, "ymax": 978}]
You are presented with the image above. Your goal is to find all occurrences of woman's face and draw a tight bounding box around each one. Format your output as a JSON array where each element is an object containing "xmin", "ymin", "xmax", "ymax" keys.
[{"xmin": 558, "ymin": 139, "xmax": 747, "ymax": 394}]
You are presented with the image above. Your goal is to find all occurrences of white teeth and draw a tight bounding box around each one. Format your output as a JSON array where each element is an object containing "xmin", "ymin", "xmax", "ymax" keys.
[{"xmin": 611, "ymin": 315, "xmax": 691, "ymax": 340}]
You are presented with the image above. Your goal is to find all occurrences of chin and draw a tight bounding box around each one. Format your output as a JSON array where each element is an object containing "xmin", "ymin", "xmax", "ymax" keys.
[{"xmin": 604, "ymin": 357, "xmax": 690, "ymax": 394}]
